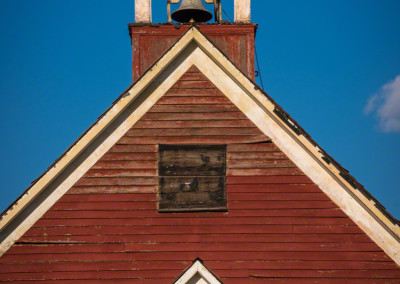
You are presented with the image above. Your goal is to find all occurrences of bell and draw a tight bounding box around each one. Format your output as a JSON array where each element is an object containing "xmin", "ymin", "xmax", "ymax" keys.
[{"xmin": 172, "ymin": 0, "xmax": 213, "ymax": 23}]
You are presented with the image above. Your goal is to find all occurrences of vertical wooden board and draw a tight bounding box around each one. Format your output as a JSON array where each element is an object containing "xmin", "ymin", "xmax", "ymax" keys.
[{"xmin": 130, "ymin": 25, "xmax": 257, "ymax": 81}]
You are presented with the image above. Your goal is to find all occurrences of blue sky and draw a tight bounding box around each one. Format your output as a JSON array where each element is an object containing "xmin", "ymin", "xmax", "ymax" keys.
[{"xmin": 0, "ymin": 0, "xmax": 399, "ymax": 220}]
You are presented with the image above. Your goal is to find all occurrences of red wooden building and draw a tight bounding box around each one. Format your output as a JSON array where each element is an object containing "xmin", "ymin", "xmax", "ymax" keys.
[{"xmin": 1, "ymin": 1, "xmax": 399, "ymax": 283}]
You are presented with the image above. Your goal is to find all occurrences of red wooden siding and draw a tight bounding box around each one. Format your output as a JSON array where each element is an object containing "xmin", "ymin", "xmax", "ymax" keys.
[
  {"xmin": 1, "ymin": 67, "xmax": 399, "ymax": 283},
  {"xmin": 129, "ymin": 24, "xmax": 256, "ymax": 81}
]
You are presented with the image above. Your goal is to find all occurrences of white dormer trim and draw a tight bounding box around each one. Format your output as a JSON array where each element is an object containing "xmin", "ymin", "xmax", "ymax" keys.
[{"xmin": 174, "ymin": 259, "xmax": 222, "ymax": 284}]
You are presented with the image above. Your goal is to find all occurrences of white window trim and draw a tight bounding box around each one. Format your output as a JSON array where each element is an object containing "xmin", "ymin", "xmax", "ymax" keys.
[{"xmin": 174, "ymin": 259, "xmax": 222, "ymax": 284}]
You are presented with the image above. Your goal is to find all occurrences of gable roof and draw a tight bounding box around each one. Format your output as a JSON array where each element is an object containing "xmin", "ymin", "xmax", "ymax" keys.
[
  {"xmin": 173, "ymin": 258, "xmax": 223, "ymax": 284},
  {"xmin": 0, "ymin": 26, "xmax": 399, "ymax": 265}
]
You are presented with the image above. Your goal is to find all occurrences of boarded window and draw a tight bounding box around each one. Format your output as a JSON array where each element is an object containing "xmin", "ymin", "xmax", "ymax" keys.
[{"xmin": 158, "ymin": 145, "xmax": 227, "ymax": 212}]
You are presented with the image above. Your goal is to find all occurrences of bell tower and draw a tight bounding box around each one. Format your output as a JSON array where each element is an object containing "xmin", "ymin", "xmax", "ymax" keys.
[{"xmin": 130, "ymin": 0, "xmax": 256, "ymax": 81}]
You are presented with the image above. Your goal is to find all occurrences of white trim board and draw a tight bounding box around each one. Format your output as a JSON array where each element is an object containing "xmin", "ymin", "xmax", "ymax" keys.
[
  {"xmin": 173, "ymin": 259, "xmax": 222, "ymax": 284},
  {"xmin": 0, "ymin": 27, "xmax": 399, "ymax": 266}
]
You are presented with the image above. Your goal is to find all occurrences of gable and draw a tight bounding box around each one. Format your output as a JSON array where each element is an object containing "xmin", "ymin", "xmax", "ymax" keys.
[
  {"xmin": 0, "ymin": 26, "xmax": 399, "ymax": 271},
  {"xmin": 1, "ymin": 65, "xmax": 399, "ymax": 282}
]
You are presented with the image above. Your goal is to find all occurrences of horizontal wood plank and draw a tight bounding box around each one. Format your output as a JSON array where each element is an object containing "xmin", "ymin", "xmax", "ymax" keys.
[
  {"xmin": 158, "ymin": 96, "xmax": 231, "ymax": 105},
  {"xmin": 67, "ymin": 186, "xmax": 157, "ymax": 194},
  {"xmin": 109, "ymin": 144, "xmax": 157, "ymax": 153},
  {"xmin": 164, "ymin": 88, "xmax": 223, "ymax": 96},
  {"xmin": 118, "ymin": 135, "xmax": 268, "ymax": 144},
  {"xmin": 41, "ymin": 208, "xmax": 347, "ymax": 219},
  {"xmin": 126, "ymin": 127, "xmax": 261, "ymax": 137},
  {"xmin": 75, "ymin": 177, "xmax": 157, "ymax": 186},
  {"xmin": 227, "ymin": 168, "xmax": 304, "ymax": 176},
  {"xmin": 24, "ymin": 224, "xmax": 293, "ymax": 237},
  {"xmin": 141, "ymin": 112, "xmax": 247, "ymax": 120},
  {"xmin": 148, "ymin": 104, "xmax": 238, "ymax": 113},
  {"xmin": 33, "ymin": 217, "xmax": 353, "ymax": 227},
  {"xmin": 100, "ymin": 152, "xmax": 156, "ymax": 161},
  {"xmin": 132, "ymin": 120, "xmax": 257, "ymax": 128},
  {"xmin": 18, "ymin": 233, "xmax": 374, "ymax": 245},
  {"xmin": 227, "ymin": 176, "xmax": 313, "ymax": 184},
  {"xmin": 170, "ymin": 80, "xmax": 216, "ymax": 89}
]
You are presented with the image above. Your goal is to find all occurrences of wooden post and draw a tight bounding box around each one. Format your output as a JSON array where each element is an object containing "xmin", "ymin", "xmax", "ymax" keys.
[
  {"xmin": 234, "ymin": 0, "xmax": 251, "ymax": 23},
  {"xmin": 135, "ymin": 0, "xmax": 152, "ymax": 23}
]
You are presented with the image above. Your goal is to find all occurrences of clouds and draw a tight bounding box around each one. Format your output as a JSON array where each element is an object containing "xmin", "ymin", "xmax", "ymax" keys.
[{"xmin": 365, "ymin": 75, "xmax": 400, "ymax": 132}]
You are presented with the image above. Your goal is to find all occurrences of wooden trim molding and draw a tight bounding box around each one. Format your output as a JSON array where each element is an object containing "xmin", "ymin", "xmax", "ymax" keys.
[{"xmin": 173, "ymin": 258, "xmax": 222, "ymax": 284}]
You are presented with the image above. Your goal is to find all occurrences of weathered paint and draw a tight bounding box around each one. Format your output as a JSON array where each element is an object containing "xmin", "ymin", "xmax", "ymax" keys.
[
  {"xmin": 234, "ymin": 0, "xmax": 251, "ymax": 23},
  {"xmin": 0, "ymin": 67, "xmax": 399, "ymax": 282},
  {"xmin": 135, "ymin": 0, "xmax": 152, "ymax": 23},
  {"xmin": 158, "ymin": 144, "xmax": 227, "ymax": 212},
  {"xmin": 1, "ymin": 27, "xmax": 399, "ymax": 280},
  {"xmin": 129, "ymin": 24, "xmax": 256, "ymax": 81}
]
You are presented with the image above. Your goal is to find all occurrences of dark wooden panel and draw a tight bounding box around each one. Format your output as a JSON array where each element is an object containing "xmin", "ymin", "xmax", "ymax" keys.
[
  {"xmin": 159, "ymin": 177, "xmax": 226, "ymax": 212},
  {"xmin": 159, "ymin": 145, "xmax": 225, "ymax": 176}
]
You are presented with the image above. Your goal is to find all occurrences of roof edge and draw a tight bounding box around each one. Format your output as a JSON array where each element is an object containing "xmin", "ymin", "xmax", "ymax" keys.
[
  {"xmin": 0, "ymin": 26, "xmax": 198, "ymax": 231},
  {"xmin": 0, "ymin": 25, "xmax": 399, "ymax": 265}
]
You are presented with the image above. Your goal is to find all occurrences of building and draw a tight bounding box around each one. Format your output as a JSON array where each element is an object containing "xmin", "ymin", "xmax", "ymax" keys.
[{"xmin": 0, "ymin": 0, "xmax": 399, "ymax": 282}]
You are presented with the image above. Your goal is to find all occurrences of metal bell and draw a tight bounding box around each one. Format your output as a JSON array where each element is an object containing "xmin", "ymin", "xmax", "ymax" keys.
[{"xmin": 171, "ymin": 0, "xmax": 213, "ymax": 23}]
